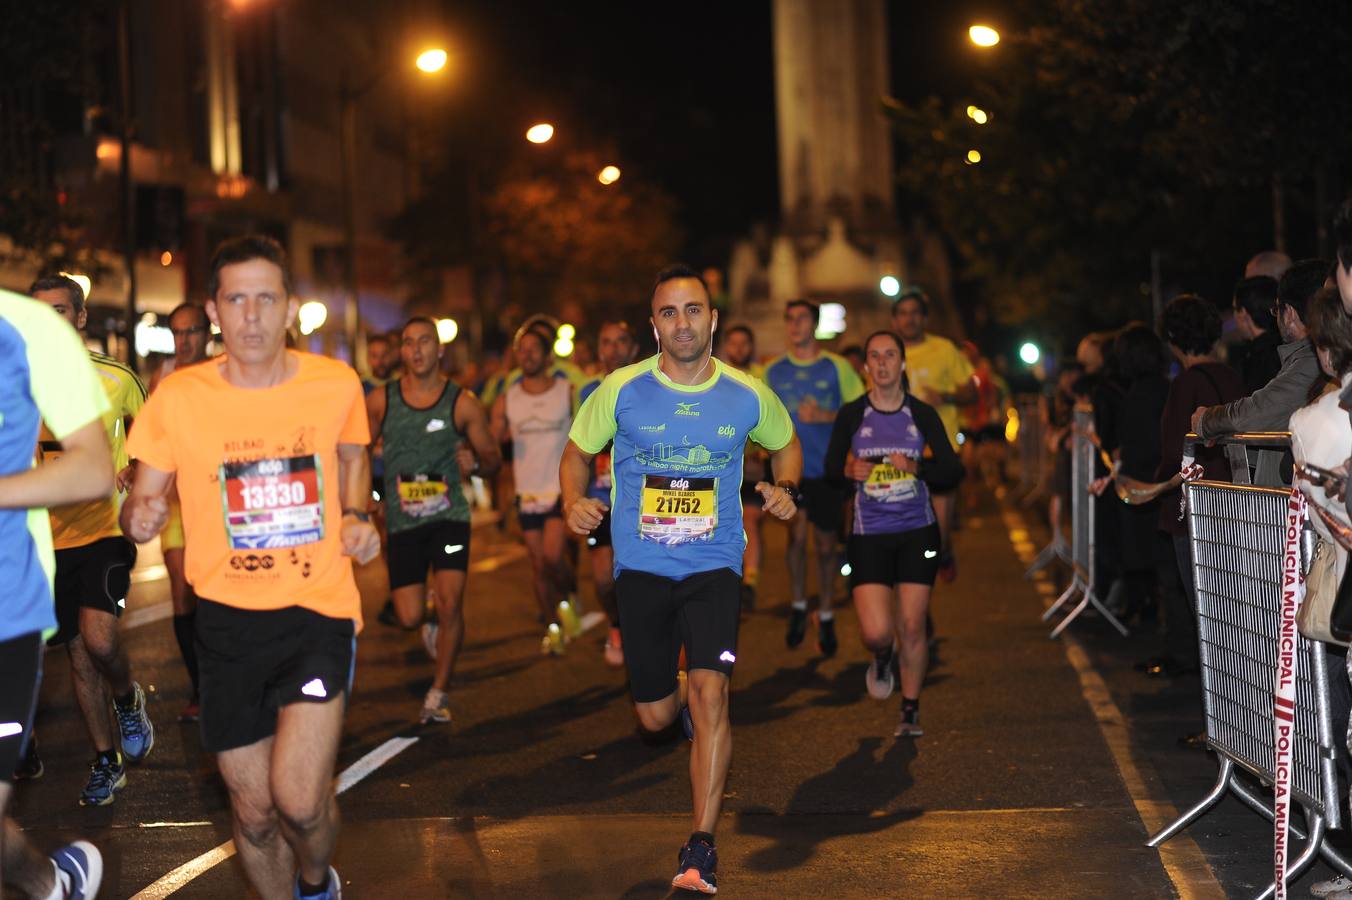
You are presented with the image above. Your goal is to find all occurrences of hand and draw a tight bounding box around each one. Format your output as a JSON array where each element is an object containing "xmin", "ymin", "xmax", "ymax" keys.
[
  {"xmin": 456, "ymin": 445, "xmax": 477, "ymax": 477},
  {"xmin": 756, "ymin": 482, "xmax": 797, "ymax": 521},
  {"xmin": 565, "ymin": 497, "xmax": 607, "ymax": 535},
  {"xmin": 123, "ymin": 492, "xmax": 170, "ymax": 543},
  {"xmin": 845, "ymin": 453, "xmax": 875, "ymax": 482},
  {"xmin": 886, "ymin": 452, "xmax": 918, "ymax": 475},
  {"xmin": 1088, "ymin": 476, "xmax": 1111, "ymax": 497},
  {"xmin": 116, "ymin": 462, "xmax": 136, "ymax": 493},
  {"xmin": 340, "ymin": 516, "xmax": 381, "ymax": 565},
  {"xmin": 1189, "ymin": 406, "xmax": 1207, "ymax": 435}
]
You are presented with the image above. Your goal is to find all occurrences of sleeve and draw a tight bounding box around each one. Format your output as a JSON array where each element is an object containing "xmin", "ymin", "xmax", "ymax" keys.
[
  {"xmin": 568, "ymin": 375, "xmax": 619, "ymax": 454},
  {"xmin": 28, "ymin": 314, "xmax": 110, "ymax": 440},
  {"xmin": 824, "ymin": 398, "xmax": 864, "ymax": 487},
  {"xmin": 748, "ymin": 378, "xmax": 794, "ymax": 452},
  {"xmin": 833, "ymin": 356, "xmax": 865, "ymax": 404},
  {"xmin": 126, "ymin": 391, "xmax": 176, "ymax": 473},
  {"xmin": 913, "ymin": 400, "xmax": 965, "ymax": 491},
  {"xmin": 1199, "ymin": 348, "xmax": 1319, "ymax": 438},
  {"xmin": 338, "ymin": 369, "xmax": 371, "ymax": 445}
]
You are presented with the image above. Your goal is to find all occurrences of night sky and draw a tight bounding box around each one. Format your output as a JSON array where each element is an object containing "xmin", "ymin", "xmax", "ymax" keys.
[{"xmin": 437, "ymin": 1, "xmax": 993, "ymax": 264}]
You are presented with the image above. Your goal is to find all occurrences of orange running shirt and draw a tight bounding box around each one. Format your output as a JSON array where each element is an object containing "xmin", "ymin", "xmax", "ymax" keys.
[{"xmin": 127, "ymin": 352, "xmax": 370, "ymax": 625}]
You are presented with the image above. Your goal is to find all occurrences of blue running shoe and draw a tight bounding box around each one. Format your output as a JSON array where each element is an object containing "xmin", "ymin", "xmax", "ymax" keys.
[
  {"xmin": 672, "ymin": 840, "xmax": 718, "ymax": 894},
  {"xmin": 51, "ymin": 841, "xmax": 103, "ymax": 899},
  {"xmin": 78, "ymin": 755, "xmax": 126, "ymax": 807},
  {"xmin": 295, "ymin": 865, "xmax": 343, "ymax": 899},
  {"xmin": 680, "ymin": 705, "xmax": 694, "ymax": 742},
  {"xmin": 114, "ymin": 681, "xmax": 154, "ymax": 762}
]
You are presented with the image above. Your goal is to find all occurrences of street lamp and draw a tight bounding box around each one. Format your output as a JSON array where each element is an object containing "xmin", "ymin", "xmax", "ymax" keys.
[
  {"xmin": 339, "ymin": 47, "xmax": 448, "ymax": 362},
  {"xmin": 436, "ymin": 318, "xmax": 459, "ymax": 343},
  {"xmin": 597, "ymin": 165, "xmax": 621, "ymax": 185},
  {"xmin": 966, "ymin": 149, "xmax": 982, "ymax": 165},
  {"xmin": 526, "ymin": 123, "xmax": 555, "ymax": 144},
  {"xmin": 299, "ymin": 300, "xmax": 329, "ymax": 336},
  {"xmin": 966, "ymin": 105, "xmax": 989, "ymax": 125},
  {"xmin": 969, "ymin": 24, "xmax": 1001, "ymax": 47}
]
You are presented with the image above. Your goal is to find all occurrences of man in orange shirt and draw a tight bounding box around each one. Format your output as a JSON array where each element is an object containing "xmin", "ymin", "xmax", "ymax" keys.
[{"xmin": 122, "ymin": 236, "xmax": 378, "ymax": 900}]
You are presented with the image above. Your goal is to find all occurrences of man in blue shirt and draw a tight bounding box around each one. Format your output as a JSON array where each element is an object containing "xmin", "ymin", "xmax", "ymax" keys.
[{"xmin": 561, "ymin": 264, "xmax": 801, "ymax": 895}]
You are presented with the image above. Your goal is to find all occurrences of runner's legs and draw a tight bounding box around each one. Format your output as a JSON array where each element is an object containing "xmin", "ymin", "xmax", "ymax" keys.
[
  {"xmin": 1, "ymin": 804, "xmax": 58, "ymax": 898},
  {"xmin": 811, "ymin": 524, "xmax": 838, "ymax": 613},
  {"xmin": 786, "ymin": 513, "xmax": 809, "ymax": 606},
  {"xmin": 390, "ymin": 583, "xmax": 429, "ymax": 630},
  {"xmin": 896, "ymin": 583, "xmax": 932, "ymax": 699},
  {"xmin": 522, "ymin": 529, "xmax": 558, "ymax": 622},
  {"xmin": 589, "ymin": 545, "xmax": 618, "ymax": 625},
  {"xmin": 687, "ymin": 668, "xmax": 731, "ymax": 834},
  {"xmin": 852, "ymin": 584, "xmax": 895, "ymax": 654},
  {"xmin": 429, "ymin": 568, "xmax": 467, "ymax": 693}
]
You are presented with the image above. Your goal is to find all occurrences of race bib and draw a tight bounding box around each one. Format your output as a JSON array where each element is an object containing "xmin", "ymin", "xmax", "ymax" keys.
[
  {"xmin": 640, "ymin": 475, "xmax": 717, "ymax": 544},
  {"xmin": 862, "ymin": 461, "xmax": 919, "ymax": 503},
  {"xmin": 397, "ymin": 473, "xmax": 451, "ymax": 518},
  {"xmin": 221, "ymin": 454, "xmax": 324, "ymax": 550}
]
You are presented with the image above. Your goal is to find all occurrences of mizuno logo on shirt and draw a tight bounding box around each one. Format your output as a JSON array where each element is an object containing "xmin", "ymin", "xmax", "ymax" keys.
[{"xmin": 674, "ymin": 402, "xmax": 700, "ymax": 417}]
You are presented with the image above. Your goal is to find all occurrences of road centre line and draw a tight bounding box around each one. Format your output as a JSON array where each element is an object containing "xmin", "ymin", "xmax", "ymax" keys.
[
  {"xmin": 130, "ymin": 736, "xmax": 419, "ymax": 899},
  {"xmin": 1001, "ymin": 508, "xmax": 1224, "ymax": 900}
]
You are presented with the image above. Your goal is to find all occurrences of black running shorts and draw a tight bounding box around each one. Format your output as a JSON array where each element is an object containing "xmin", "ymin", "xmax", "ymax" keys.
[
  {"xmin": 847, "ymin": 523, "xmax": 942, "ymax": 589},
  {"xmin": 386, "ymin": 519, "xmax": 472, "ymax": 588},
  {"xmin": 0, "ymin": 631, "xmax": 43, "ymax": 783},
  {"xmin": 516, "ymin": 497, "xmax": 562, "ymax": 532},
  {"xmin": 196, "ymin": 599, "xmax": 355, "ymax": 752},
  {"xmin": 50, "ymin": 535, "xmax": 136, "ymax": 646},
  {"xmin": 585, "ymin": 510, "xmax": 613, "ymax": 549},
  {"xmin": 615, "ymin": 567, "xmax": 741, "ymax": 704},
  {"xmin": 800, "ymin": 478, "xmax": 845, "ymax": 533}
]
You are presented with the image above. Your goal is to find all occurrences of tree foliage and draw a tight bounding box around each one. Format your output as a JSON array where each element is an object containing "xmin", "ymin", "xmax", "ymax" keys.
[{"xmin": 887, "ymin": 0, "xmax": 1352, "ymax": 347}]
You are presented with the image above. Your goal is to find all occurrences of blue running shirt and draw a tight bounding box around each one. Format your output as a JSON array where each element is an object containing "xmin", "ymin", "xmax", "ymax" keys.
[
  {"xmin": 764, "ymin": 353, "xmax": 863, "ymax": 479},
  {"xmin": 569, "ymin": 356, "xmax": 794, "ymax": 579},
  {"xmin": 0, "ymin": 293, "xmax": 111, "ymax": 642}
]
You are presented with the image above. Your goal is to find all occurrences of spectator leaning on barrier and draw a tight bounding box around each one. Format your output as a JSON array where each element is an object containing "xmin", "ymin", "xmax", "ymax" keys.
[
  {"xmin": 1148, "ymin": 295, "xmax": 1244, "ymax": 681},
  {"xmin": 1231, "ymin": 276, "xmax": 1282, "ymax": 396},
  {"xmin": 1289, "ymin": 286, "xmax": 1352, "ymax": 747},
  {"xmin": 1190, "ymin": 259, "xmax": 1327, "ymax": 439}
]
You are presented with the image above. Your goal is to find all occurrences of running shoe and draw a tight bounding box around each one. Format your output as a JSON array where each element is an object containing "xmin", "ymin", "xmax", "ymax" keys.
[
  {"xmin": 894, "ymin": 707, "xmax": 924, "ymax": 738},
  {"xmin": 817, "ymin": 616, "xmax": 837, "ymax": 657},
  {"xmin": 114, "ymin": 682, "xmax": 154, "ymax": 762},
  {"xmin": 295, "ymin": 865, "xmax": 343, "ymax": 900},
  {"xmin": 603, "ymin": 627, "xmax": 624, "ymax": 668},
  {"xmin": 178, "ymin": 696, "xmax": 200, "ymax": 724},
  {"xmin": 13, "ymin": 735, "xmax": 42, "ymax": 781},
  {"xmin": 865, "ymin": 651, "xmax": 895, "ymax": 700},
  {"xmin": 419, "ymin": 689, "xmax": 451, "ymax": 725},
  {"xmin": 672, "ymin": 839, "xmax": 718, "ymax": 894},
  {"xmin": 78, "ymin": 754, "xmax": 126, "ymax": 806},
  {"xmin": 421, "ymin": 622, "xmax": 439, "ymax": 662},
  {"xmin": 51, "ymin": 840, "xmax": 103, "ymax": 900},
  {"xmin": 680, "ymin": 705, "xmax": 694, "ymax": 742},
  {"xmin": 541, "ymin": 623, "xmax": 565, "ymax": 656},
  {"xmin": 1313, "ymin": 875, "xmax": 1352, "ymax": 897},
  {"xmin": 785, "ymin": 605, "xmax": 809, "ymax": 649}
]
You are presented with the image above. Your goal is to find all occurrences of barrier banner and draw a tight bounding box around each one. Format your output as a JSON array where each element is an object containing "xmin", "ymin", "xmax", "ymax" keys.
[{"xmin": 1274, "ymin": 488, "xmax": 1308, "ymax": 900}]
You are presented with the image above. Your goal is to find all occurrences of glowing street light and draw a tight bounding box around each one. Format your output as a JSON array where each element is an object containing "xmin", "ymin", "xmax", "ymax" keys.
[
  {"xmin": 436, "ymin": 318, "xmax": 459, "ymax": 343},
  {"xmin": 597, "ymin": 165, "xmax": 621, "ymax": 185},
  {"xmin": 298, "ymin": 300, "xmax": 328, "ymax": 335},
  {"xmin": 966, "ymin": 149, "xmax": 982, "ymax": 165},
  {"xmin": 59, "ymin": 271, "xmax": 91, "ymax": 299},
  {"xmin": 558, "ymin": 323, "xmax": 576, "ymax": 340},
  {"xmin": 969, "ymin": 24, "xmax": 1001, "ymax": 47},
  {"xmin": 879, "ymin": 275, "xmax": 901, "ymax": 297},
  {"xmin": 1019, "ymin": 341, "xmax": 1041, "ymax": 365},
  {"xmin": 415, "ymin": 48, "xmax": 448, "ymax": 74},
  {"xmin": 966, "ymin": 105, "xmax": 989, "ymax": 125},
  {"xmin": 526, "ymin": 123, "xmax": 555, "ymax": 144},
  {"xmin": 554, "ymin": 336, "xmax": 574, "ymax": 357}
]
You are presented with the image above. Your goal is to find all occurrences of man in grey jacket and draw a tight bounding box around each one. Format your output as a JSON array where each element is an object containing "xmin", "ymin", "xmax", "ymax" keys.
[{"xmin": 1191, "ymin": 259, "xmax": 1327, "ymax": 439}]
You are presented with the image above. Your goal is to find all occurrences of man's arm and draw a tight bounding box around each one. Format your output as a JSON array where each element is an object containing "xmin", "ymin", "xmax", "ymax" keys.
[
  {"xmin": 337, "ymin": 442, "xmax": 380, "ymax": 564},
  {"xmin": 0, "ymin": 420, "xmax": 113, "ymax": 510},
  {"xmin": 120, "ymin": 459, "xmax": 175, "ymax": 543},
  {"xmin": 365, "ymin": 382, "xmax": 387, "ymax": 444},
  {"xmin": 560, "ymin": 440, "xmax": 605, "ymax": 534},
  {"xmin": 1195, "ymin": 344, "xmax": 1319, "ymax": 439},
  {"xmin": 489, "ymin": 393, "xmax": 509, "ymax": 445},
  {"xmin": 455, "ymin": 390, "xmax": 502, "ymax": 478},
  {"xmin": 758, "ymin": 434, "xmax": 803, "ymax": 520}
]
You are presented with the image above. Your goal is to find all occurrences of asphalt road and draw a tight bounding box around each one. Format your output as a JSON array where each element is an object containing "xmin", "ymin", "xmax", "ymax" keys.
[{"xmin": 12, "ymin": 487, "xmax": 1317, "ymax": 898}]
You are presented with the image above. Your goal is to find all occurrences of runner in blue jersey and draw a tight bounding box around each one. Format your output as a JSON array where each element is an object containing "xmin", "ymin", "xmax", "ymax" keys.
[
  {"xmin": 764, "ymin": 300, "xmax": 865, "ymax": 655},
  {"xmin": 561, "ymin": 265, "xmax": 801, "ymax": 895},
  {"xmin": 1, "ymin": 290, "xmax": 115, "ymax": 900},
  {"xmin": 825, "ymin": 330, "xmax": 963, "ymax": 738},
  {"xmin": 577, "ymin": 320, "xmax": 639, "ymax": 667}
]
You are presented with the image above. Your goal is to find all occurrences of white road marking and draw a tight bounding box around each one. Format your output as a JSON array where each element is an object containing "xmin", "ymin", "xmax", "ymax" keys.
[{"xmin": 130, "ymin": 736, "xmax": 419, "ymax": 898}]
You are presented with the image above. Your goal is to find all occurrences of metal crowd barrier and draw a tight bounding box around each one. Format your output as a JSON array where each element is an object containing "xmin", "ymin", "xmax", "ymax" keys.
[
  {"xmin": 1041, "ymin": 408, "xmax": 1128, "ymax": 638},
  {"xmin": 1149, "ymin": 434, "xmax": 1351, "ymax": 899}
]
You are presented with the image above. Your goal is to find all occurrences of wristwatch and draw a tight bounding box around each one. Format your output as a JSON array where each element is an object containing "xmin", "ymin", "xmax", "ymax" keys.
[
  {"xmin": 342, "ymin": 508, "xmax": 371, "ymax": 522},
  {"xmin": 776, "ymin": 480, "xmax": 804, "ymax": 507}
]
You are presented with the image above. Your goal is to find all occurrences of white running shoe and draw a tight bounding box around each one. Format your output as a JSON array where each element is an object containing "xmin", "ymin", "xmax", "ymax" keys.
[
  {"xmin": 603, "ymin": 627, "xmax": 624, "ymax": 668},
  {"xmin": 1312, "ymin": 874, "xmax": 1352, "ymax": 897},
  {"xmin": 419, "ymin": 689, "xmax": 451, "ymax": 725},
  {"xmin": 865, "ymin": 653, "xmax": 895, "ymax": 700},
  {"xmin": 421, "ymin": 622, "xmax": 439, "ymax": 662}
]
